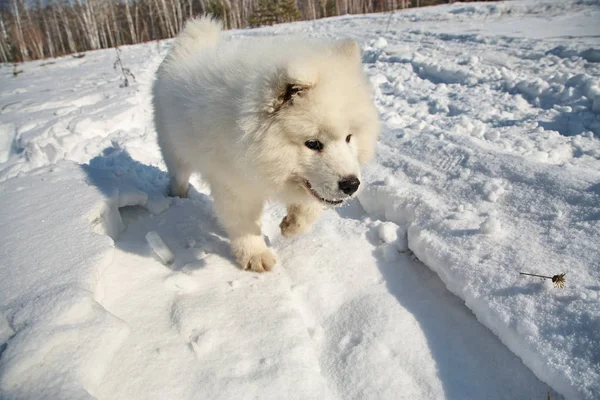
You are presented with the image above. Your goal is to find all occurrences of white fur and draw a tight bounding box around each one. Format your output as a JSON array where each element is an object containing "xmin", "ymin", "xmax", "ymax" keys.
[{"xmin": 153, "ymin": 16, "xmax": 380, "ymax": 272}]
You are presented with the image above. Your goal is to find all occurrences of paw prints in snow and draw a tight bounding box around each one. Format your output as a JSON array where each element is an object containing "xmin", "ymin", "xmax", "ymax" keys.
[
  {"xmin": 164, "ymin": 273, "xmax": 200, "ymax": 293},
  {"xmin": 188, "ymin": 329, "xmax": 219, "ymax": 358}
]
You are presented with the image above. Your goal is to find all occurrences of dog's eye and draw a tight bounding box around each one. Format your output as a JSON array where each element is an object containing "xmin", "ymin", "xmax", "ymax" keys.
[
  {"xmin": 305, "ymin": 140, "xmax": 323, "ymax": 151},
  {"xmin": 346, "ymin": 134, "xmax": 352, "ymax": 143}
]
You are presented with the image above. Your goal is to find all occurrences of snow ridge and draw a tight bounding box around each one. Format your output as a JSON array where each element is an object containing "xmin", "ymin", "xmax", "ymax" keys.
[{"xmin": 0, "ymin": 163, "xmax": 141, "ymax": 398}]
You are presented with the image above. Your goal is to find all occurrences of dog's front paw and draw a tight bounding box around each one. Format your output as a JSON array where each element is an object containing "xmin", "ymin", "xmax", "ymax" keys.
[
  {"xmin": 280, "ymin": 204, "xmax": 322, "ymax": 238},
  {"xmin": 243, "ymin": 250, "xmax": 276, "ymax": 273},
  {"xmin": 280, "ymin": 214, "xmax": 308, "ymax": 238},
  {"xmin": 231, "ymin": 236, "xmax": 276, "ymax": 272},
  {"xmin": 169, "ymin": 181, "xmax": 189, "ymax": 198}
]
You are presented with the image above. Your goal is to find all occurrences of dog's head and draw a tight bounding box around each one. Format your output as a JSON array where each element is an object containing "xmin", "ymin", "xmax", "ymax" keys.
[{"xmin": 241, "ymin": 39, "xmax": 380, "ymax": 206}]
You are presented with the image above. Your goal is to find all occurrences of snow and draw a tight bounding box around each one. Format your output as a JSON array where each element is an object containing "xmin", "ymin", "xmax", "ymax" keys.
[
  {"xmin": 145, "ymin": 231, "xmax": 175, "ymax": 265},
  {"xmin": 0, "ymin": 163, "xmax": 135, "ymax": 399},
  {"xmin": 479, "ymin": 215, "xmax": 501, "ymax": 235},
  {"xmin": 377, "ymin": 221, "xmax": 398, "ymax": 243},
  {"xmin": 1, "ymin": 1, "xmax": 599, "ymax": 399}
]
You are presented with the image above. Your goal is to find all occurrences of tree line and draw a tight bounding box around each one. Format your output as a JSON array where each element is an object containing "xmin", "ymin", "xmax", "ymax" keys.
[{"xmin": 0, "ymin": 0, "xmax": 468, "ymax": 63}]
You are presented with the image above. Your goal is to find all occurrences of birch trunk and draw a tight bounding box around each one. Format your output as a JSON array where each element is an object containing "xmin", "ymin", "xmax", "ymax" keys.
[
  {"xmin": 11, "ymin": 0, "xmax": 29, "ymax": 60},
  {"xmin": 125, "ymin": 0, "xmax": 138, "ymax": 43}
]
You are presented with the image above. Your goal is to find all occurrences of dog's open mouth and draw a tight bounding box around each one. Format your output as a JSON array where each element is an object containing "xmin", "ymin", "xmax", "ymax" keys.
[{"xmin": 302, "ymin": 180, "xmax": 344, "ymax": 205}]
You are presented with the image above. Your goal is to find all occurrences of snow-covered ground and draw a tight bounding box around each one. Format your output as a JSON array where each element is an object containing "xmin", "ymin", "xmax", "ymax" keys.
[{"xmin": 1, "ymin": 1, "xmax": 599, "ymax": 399}]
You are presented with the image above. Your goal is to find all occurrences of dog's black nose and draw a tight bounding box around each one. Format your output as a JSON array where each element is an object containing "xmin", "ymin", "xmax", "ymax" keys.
[{"xmin": 338, "ymin": 176, "xmax": 360, "ymax": 196}]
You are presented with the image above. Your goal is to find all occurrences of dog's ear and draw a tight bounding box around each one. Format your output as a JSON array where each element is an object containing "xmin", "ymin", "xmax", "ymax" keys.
[
  {"xmin": 279, "ymin": 82, "xmax": 309, "ymax": 105},
  {"xmin": 334, "ymin": 39, "xmax": 361, "ymax": 62},
  {"xmin": 267, "ymin": 64, "xmax": 316, "ymax": 113}
]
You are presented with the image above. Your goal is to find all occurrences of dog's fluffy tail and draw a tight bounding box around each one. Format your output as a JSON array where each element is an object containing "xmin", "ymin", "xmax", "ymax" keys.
[{"xmin": 170, "ymin": 16, "xmax": 222, "ymax": 57}]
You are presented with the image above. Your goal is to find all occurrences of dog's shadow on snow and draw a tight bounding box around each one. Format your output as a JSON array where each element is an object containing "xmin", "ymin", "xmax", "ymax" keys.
[{"xmin": 81, "ymin": 146, "xmax": 232, "ymax": 271}]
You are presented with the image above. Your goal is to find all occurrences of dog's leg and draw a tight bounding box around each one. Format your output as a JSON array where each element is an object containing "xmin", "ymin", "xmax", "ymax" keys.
[
  {"xmin": 169, "ymin": 174, "xmax": 191, "ymax": 198},
  {"xmin": 164, "ymin": 157, "xmax": 191, "ymax": 198},
  {"xmin": 280, "ymin": 203, "xmax": 323, "ymax": 238},
  {"xmin": 211, "ymin": 184, "xmax": 275, "ymax": 272}
]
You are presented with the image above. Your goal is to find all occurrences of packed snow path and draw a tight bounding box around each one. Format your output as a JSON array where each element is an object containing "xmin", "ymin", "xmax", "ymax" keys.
[{"xmin": 1, "ymin": 1, "xmax": 599, "ymax": 399}]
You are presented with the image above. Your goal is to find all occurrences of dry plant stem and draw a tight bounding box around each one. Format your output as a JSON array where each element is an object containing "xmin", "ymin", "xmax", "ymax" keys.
[
  {"xmin": 519, "ymin": 272, "xmax": 566, "ymax": 288},
  {"xmin": 386, "ymin": 11, "xmax": 394, "ymax": 32},
  {"xmin": 113, "ymin": 47, "xmax": 136, "ymax": 87},
  {"xmin": 519, "ymin": 272, "xmax": 553, "ymax": 279}
]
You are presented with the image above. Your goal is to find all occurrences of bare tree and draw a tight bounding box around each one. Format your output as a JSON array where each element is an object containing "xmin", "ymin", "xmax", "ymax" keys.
[
  {"xmin": 0, "ymin": 0, "xmax": 464, "ymax": 63},
  {"xmin": 124, "ymin": 0, "xmax": 138, "ymax": 43},
  {"xmin": 0, "ymin": 13, "xmax": 10, "ymax": 63},
  {"xmin": 11, "ymin": 0, "xmax": 29, "ymax": 60}
]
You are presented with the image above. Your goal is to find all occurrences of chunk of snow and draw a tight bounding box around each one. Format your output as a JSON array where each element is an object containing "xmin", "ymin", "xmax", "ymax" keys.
[
  {"xmin": 373, "ymin": 37, "xmax": 388, "ymax": 49},
  {"xmin": 192, "ymin": 248, "xmax": 207, "ymax": 260},
  {"xmin": 145, "ymin": 231, "xmax": 174, "ymax": 265},
  {"xmin": 378, "ymin": 222, "xmax": 399, "ymax": 243},
  {"xmin": 480, "ymin": 216, "xmax": 501, "ymax": 234}
]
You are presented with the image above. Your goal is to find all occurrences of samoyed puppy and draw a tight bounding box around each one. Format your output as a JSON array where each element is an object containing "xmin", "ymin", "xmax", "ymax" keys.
[{"xmin": 153, "ymin": 16, "xmax": 380, "ymax": 272}]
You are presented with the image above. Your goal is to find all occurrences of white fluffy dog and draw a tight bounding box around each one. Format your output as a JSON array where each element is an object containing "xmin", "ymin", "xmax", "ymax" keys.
[{"xmin": 153, "ymin": 17, "xmax": 380, "ymax": 272}]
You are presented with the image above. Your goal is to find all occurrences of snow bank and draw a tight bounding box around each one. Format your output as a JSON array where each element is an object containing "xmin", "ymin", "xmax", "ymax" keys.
[
  {"xmin": 354, "ymin": 2, "xmax": 600, "ymax": 398},
  {"xmin": 0, "ymin": 159, "xmax": 160, "ymax": 398},
  {"xmin": 359, "ymin": 146, "xmax": 600, "ymax": 399}
]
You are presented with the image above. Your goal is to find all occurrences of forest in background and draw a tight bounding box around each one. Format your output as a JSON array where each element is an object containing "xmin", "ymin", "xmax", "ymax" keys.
[{"xmin": 0, "ymin": 0, "xmax": 489, "ymax": 63}]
